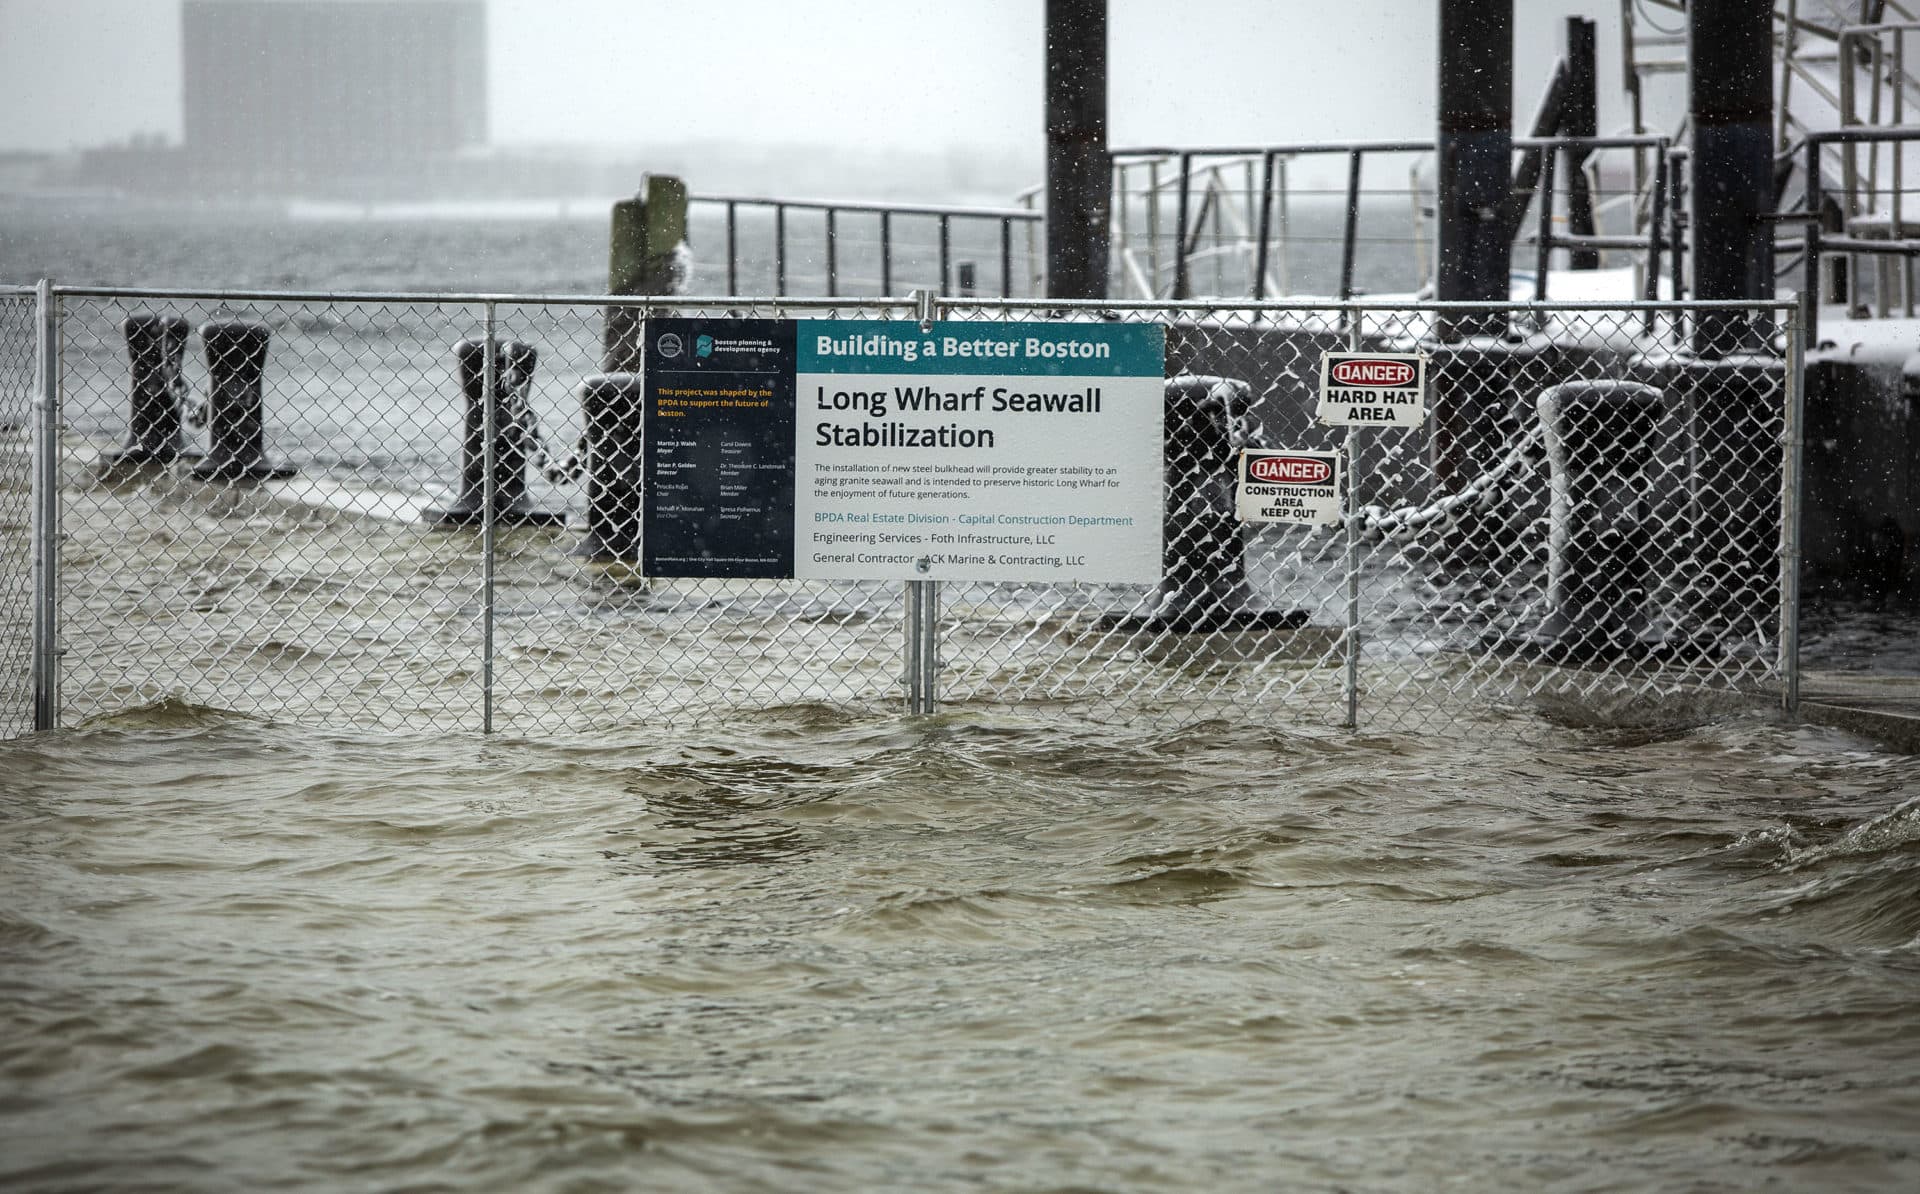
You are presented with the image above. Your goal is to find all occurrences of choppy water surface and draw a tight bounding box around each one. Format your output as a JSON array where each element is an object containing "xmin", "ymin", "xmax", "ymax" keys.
[{"xmin": 2, "ymin": 702, "xmax": 1918, "ymax": 1192}]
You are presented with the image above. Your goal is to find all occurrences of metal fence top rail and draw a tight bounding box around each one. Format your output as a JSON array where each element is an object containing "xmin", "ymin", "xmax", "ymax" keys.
[
  {"xmin": 28, "ymin": 284, "xmax": 1796, "ymax": 314},
  {"xmin": 1110, "ymin": 134, "xmax": 1672, "ymax": 158},
  {"xmin": 959, "ymin": 296, "xmax": 1800, "ymax": 314},
  {"xmin": 690, "ymin": 193, "xmax": 1042, "ymax": 221},
  {"xmin": 33, "ymin": 285, "xmax": 928, "ymax": 309}
]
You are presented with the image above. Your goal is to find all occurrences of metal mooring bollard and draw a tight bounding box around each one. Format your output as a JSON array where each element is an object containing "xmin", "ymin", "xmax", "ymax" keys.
[
  {"xmin": 1531, "ymin": 380, "xmax": 1663, "ymax": 657},
  {"xmin": 104, "ymin": 312, "xmax": 194, "ymax": 468},
  {"xmin": 191, "ymin": 319, "xmax": 295, "ymax": 481},
  {"xmin": 1099, "ymin": 375, "xmax": 1306, "ymax": 633},
  {"xmin": 424, "ymin": 338, "xmax": 563, "ymax": 527},
  {"xmin": 573, "ymin": 372, "xmax": 645, "ymax": 562}
]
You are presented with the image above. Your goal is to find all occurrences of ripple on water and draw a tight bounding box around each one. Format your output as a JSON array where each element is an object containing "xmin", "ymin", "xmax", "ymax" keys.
[{"xmin": 1, "ymin": 704, "xmax": 1919, "ymax": 1190}]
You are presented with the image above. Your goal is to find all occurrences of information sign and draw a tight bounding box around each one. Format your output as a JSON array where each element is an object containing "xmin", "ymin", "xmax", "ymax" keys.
[{"xmin": 641, "ymin": 318, "xmax": 1166, "ymax": 582}]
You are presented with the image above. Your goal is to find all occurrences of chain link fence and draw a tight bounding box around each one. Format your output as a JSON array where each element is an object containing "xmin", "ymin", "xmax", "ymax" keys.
[
  {"xmin": 0, "ymin": 287, "xmax": 37, "ymax": 738},
  {"xmin": 5, "ymin": 287, "xmax": 1800, "ymax": 738}
]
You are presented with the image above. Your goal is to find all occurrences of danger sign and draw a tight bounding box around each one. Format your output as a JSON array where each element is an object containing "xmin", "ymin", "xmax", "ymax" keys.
[
  {"xmin": 1316, "ymin": 351, "xmax": 1426, "ymax": 428},
  {"xmin": 1237, "ymin": 449, "xmax": 1343, "ymax": 526}
]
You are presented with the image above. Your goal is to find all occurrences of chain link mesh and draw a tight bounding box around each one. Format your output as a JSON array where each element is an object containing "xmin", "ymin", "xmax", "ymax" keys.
[
  {"xmin": 940, "ymin": 300, "xmax": 1791, "ymax": 730},
  {"xmin": 28, "ymin": 291, "xmax": 1794, "ymax": 737},
  {"xmin": 0, "ymin": 290, "xmax": 36, "ymax": 738}
]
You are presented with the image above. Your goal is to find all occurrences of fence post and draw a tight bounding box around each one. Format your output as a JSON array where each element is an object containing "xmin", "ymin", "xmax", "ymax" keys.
[
  {"xmin": 903, "ymin": 289, "xmax": 943, "ymax": 715},
  {"xmin": 1780, "ymin": 294, "xmax": 1808, "ymax": 716},
  {"xmin": 481, "ymin": 302, "xmax": 497, "ymax": 736},
  {"xmin": 31, "ymin": 280, "xmax": 60, "ymax": 732},
  {"xmin": 1343, "ymin": 308, "xmax": 1363, "ymax": 730}
]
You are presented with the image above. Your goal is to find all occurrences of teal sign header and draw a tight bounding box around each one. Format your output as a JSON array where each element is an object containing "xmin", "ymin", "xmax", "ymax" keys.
[{"xmin": 798, "ymin": 319, "xmax": 1164, "ymax": 377}]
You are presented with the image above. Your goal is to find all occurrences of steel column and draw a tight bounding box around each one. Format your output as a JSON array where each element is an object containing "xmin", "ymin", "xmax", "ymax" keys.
[
  {"xmin": 1044, "ymin": 0, "xmax": 1110, "ymax": 299},
  {"xmin": 1688, "ymin": 0, "xmax": 1775, "ymax": 353},
  {"xmin": 1436, "ymin": 0, "xmax": 1513, "ymax": 338}
]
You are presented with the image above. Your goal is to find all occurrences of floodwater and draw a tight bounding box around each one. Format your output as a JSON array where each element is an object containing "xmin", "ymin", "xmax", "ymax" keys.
[
  {"xmin": 5, "ymin": 203, "xmax": 1919, "ymax": 1191},
  {"xmin": 3, "ymin": 700, "xmax": 1919, "ymax": 1192}
]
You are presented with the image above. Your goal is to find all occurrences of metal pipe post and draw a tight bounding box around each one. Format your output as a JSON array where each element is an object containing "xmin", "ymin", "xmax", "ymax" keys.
[
  {"xmin": 1044, "ymin": 0, "xmax": 1110, "ymax": 300},
  {"xmin": 1780, "ymin": 292, "xmax": 1808, "ymax": 714},
  {"xmin": 1535, "ymin": 149, "xmax": 1557, "ymax": 301},
  {"xmin": 726, "ymin": 201, "xmax": 739, "ymax": 296},
  {"xmin": 1000, "ymin": 217, "xmax": 1014, "ymax": 297},
  {"xmin": 939, "ymin": 215, "xmax": 953, "ymax": 294},
  {"xmin": 1645, "ymin": 145, "xmax": 1668, "ymax": 333},
  {"xmin": 1564, "ymin": 17, "xmax": 1600, "ymax": 269},
  {"xmin": 1804, "ymin": 139, "xmax": 1824, "ymax": 345},
  {"xmin": 1253, "ymin": 151, "xmax": 1276, "ymax": 300},
  {"xmin": 480, "ymin": 305, "xmax": 497, "ymax": 735},
  {"xmin": 775, "ymin": 203, "xmax": 788, "ymax": 296},
  {"xmin": 1339, "ymin": 149, "xmax": 1363, "ymax": 302},
  {"xmin": 881, "ymin": 211, "xmax": 893, "ymax": 296},
  {"xmin": 1343, "ymin": 311, "xmax": 1362, "ymax": 730},
  {"xmin": 1172, "ymin": 153, "xmax": 1193, "ymax": 299},
  {"xmin": 32, "ymin": 280, "xmax": 59, "ymax": 732},
  {"xmin": 825, "ymin": 209, "xmax": 838, "ymax": 298}
]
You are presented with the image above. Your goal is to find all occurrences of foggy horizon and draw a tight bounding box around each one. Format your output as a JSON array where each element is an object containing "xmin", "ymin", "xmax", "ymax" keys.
[{"xmin": 1, "ymin": 0, "xmax": 1666, "ymax": 161}]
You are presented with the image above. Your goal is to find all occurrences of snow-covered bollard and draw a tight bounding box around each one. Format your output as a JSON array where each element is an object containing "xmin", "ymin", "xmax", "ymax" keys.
[
  {"xmin": 423, "ymin": 339, "xmax": 561, "ymax": 527},
  {"xmin": 103, "ymin": 312, "xmax": 193, "ymax": 470},
  {"xmin": 191, "ymin": 319, "xmax": 295, "ymax": 482},
  {"xmin": 1098, "ymin": 375, "xmax": 1305, "ymax": 633},
  {"xmin": 572, "ymin": 372, "xmax": 645, "ymax": 563},
  {"xmin": 1532, "ymin": 380, "xmax": 1663, "ymax": 657}
]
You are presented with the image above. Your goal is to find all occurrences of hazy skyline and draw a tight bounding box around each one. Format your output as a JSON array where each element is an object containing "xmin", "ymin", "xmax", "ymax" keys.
[{"xmin": 0, "ymin": 0, "xmax": 1666, "ymax": 158}]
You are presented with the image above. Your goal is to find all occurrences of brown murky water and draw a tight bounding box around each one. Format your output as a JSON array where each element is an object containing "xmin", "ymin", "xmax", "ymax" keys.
[{"xmin": 3, "ymin": 701, "xmax": 1918, "ymax": 1192}]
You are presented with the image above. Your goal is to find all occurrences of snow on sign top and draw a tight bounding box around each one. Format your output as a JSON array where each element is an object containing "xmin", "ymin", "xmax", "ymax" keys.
[{"xmin": 1316, "ymin": 351, "xmax": 1426, "ymax": 428}]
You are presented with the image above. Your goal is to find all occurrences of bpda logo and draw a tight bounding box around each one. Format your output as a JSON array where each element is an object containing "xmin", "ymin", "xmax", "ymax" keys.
[{"xmin": 696, "ymin": 334, "xmax": 715, "ymax": 358}]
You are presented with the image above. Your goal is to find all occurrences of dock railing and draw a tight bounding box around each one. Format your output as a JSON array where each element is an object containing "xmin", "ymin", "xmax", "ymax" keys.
[
  {"xmin": 1098, "ymin": 135, "xmax": 1675, "ymax": 303},
  {"xmin": 689, "ymin": 194, "xmax": 1042, "ymax": 299},
  {"xmin": 1, "ymin": 284, "xmax": 1801, "ymax": 740}
]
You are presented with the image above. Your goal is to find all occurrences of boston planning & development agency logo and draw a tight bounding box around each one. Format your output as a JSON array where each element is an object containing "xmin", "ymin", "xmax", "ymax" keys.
[{"xmin": 696, "ymin": 334, "xmax": 715, "ymax": 358}]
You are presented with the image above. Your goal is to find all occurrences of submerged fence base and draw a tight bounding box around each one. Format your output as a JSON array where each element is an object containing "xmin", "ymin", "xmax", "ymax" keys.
[{"xmin": 0, "ymin": 285, "xmax": 1802, "ymax": 739}]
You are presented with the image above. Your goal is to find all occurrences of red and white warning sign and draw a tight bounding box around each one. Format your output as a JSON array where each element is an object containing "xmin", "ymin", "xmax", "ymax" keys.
[
  {"xmin": 1316, "ymin": 351, "xmax": 1426, "ymax": 428},
  {"xmin": 1236, "ymin": 449, "xmax": 1343, "ymax": 526}
]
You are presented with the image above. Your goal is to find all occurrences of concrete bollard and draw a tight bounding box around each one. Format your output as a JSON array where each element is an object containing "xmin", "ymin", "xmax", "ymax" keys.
[
  {"xmin": 1099, "ymin": 375, "xmax": 1305, "ymax": 633},
  {"xmin": 191, "ymin": 319, "xmax": 295, "ymax": 481},
  {"xmin": 572, "ymin": 372, "xmax": 645, "ymax": 562},
  {"xmin": 1629, "ymin": 352, "xmax": 1785, "ymax": 633},
  {"xmin": 104, "ymin": 312, "xmax": 194, "ymax": 468},
  {"xmin": 1531, "ymin": 380, "xmax": 1664, "ymax": 657},
  {"xmin": 423, "ymin": 338, "xmax": 563, "ymax": 528}
]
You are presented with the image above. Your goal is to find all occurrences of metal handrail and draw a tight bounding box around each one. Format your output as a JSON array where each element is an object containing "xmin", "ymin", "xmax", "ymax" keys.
[
  {"xmin": 1800, "ymin": 123, "xmax": 1920, "ymax": 340},
  {"xmin": 686, "ymin": 194, "xmax": 1039, "ymax": 300},
  {"xmin": 1112, "ymin": 135, "xmax": 1673, "ymax": 304}
]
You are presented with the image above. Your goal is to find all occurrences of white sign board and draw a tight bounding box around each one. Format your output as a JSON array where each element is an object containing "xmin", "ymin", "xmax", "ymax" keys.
[
  {"xmin": 1316, "ymin": 352, "xmax": 1427, "ymax": 428},
  {"xmin": 1236, "ymin": 449, "xmax": 1343, "ymax": 526},
  {"xmin": 794, "ymin": 320, "xmax": 1166, "ymax": 583}
]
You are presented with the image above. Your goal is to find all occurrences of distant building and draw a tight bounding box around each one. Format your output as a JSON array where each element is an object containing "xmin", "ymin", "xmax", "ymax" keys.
[{"xmin": 181, "ymin": 0, "xmax": 486, "ymax": 188}]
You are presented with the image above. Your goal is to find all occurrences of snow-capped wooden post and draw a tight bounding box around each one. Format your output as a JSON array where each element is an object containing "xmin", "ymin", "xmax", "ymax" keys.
[{"xmin": 603, "ymin": 173, "xmax": 688, "ymax": 371}]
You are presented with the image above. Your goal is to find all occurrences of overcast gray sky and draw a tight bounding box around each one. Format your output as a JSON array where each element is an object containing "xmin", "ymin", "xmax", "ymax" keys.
[{"xmin": 0, "ymin": 0, "xmax": 1664, "ymax": 153}]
